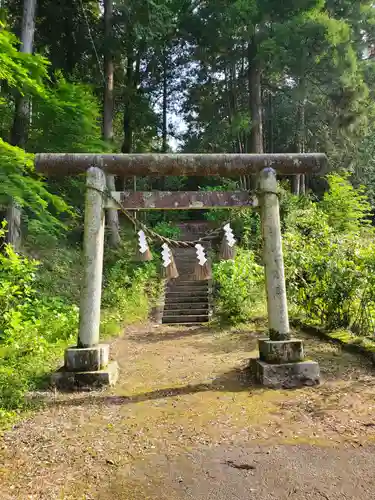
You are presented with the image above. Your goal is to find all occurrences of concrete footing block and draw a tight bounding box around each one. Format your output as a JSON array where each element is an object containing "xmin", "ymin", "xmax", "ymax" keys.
[
  {"xmin": 150, "ymin": 302, "xmax": 165, "ymax": 324},
  {"xmin": 64, "ymin": 344, "xmax": 109, "ymax": 371},
  {"xmin": 250, "ymin": 359, "xmax": 320, "ymax": 389},
  {"xmin": 52, "ymin": 342, "xmax": 118, "ymax": 391},
  {"xmin": 258, "ymin": 338, "xmax": 304, "ymax": 364},
  {"xmin": 51, "ymin": 360, "xmax": 119, "ymax": 391}
]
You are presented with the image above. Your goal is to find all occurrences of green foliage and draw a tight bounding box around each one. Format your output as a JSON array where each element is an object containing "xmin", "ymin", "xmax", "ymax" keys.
[
  {"xmin": 232, "ymin": 210, "xmax": 262, "ymax": 253},
  {"xmin": 213, "ymin": 249, "xmax": 264, "ymax": 323},
  {"xmin": 283, "ymin": 174, "xmax": 375, "ymax": 332},
  {"xmin": 0, "ymin": 223, "xmax": 78, "ymax": 413},
  {"xmin": 153, "ymin": 221, "xmax": 182, "ymax": 239},
  {"xmin": 29, "ymin": 75, "xmax": 106, "ymax": 154},
  {"xmin": 101, "ymin": 252, "xmax": 160, "ymax": 335},
  {"xmin": 0, "ymin": 22, "xmax": 48, "ymax": 98},
  {"xmin": 103, "ymin": 256, "xmax": 159, "ymax": 310},
  {"xmin": 0, "ymin": 26, "xmax": 76, "ymax": 238},
  {"xmin": 30, "ymin": 245, "xmax": 83, "ymax": 303},
  {"xmin": 284, "ymin": 210, "xmax": 363, "ymax": 328},
  {"xmin": 0, "ymin": 223, "xmax": 39, "ymax": 333},
  {"xmin": 0, "ymin": 139, "xmax": 72, "ymax": 236},
  {"xmin": 320, "ymin": 173, "xmax": 372, "ymax": 232},
  {"xmin": 0, "ymin": 222, "xmax": 161, "ymax": 425}
]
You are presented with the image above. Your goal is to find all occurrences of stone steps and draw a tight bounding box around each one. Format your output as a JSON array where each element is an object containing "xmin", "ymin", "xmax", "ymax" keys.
[
  {"xmin": 164, "ymin": 303, "xmax": 210, "ymax": 311},
  {"xmin": 167, "ymin": 279, "xmax": 210, "ymax": 285},
  {"xmin": 161, "ymin": 243, "xmax": 212, "ymax": 325},
  {"xmin": 163, "ymin": 314, "xmax": 210, "ymax": 324},
  {"xmin": 165, "ymin": 295, "xmax": 209, "ymax": 304},
  {"xmin": 167, "ymin": 285, "xmax": 209, "ymax": 293},
  {"xmin": 165, "ymin": 292, "xmax": 209, "ymax": 299},
  {"xmin": 168, "ymin": 280, "xmax": 209, "ymax": 286},
  {"xmin": 163, "ymin": 307, "xmax": 209, "ymax": 315}
]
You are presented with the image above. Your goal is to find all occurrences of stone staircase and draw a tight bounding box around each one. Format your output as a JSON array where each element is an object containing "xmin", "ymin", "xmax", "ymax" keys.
[{"xmin": 161, "ymin": 227, "xmax": 213, "ymax": 325}]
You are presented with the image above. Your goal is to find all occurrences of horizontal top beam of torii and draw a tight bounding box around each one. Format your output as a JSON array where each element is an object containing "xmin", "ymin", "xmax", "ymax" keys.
[{"xmin": 35, "ymin": 153, "xmax": 328, "ymax": 177}]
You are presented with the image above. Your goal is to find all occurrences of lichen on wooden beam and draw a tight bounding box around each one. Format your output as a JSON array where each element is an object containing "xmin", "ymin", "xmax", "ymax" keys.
[
  {"xmin": 105, "ymin": 191, "xmax": 258, "ymax": 210},
  {"xmin": 35, "ymin": 153, "xmax": 328, "ymax": 177}
]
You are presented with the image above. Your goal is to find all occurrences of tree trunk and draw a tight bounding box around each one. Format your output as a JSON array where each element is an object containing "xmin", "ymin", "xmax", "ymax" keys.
[
  {"xmin": 249, "ymin": 62, "xmax": 263, "ymax": 153},
  {"xmin": 121, "ymin": 48, "xmax": 136, "ymax": 220},
  {"xmin": 299, "ymin": 91, "xmax": 306, "ymax": 194},
  {"xmin": 11, "ymin": 0, "xmax": 37, "ymax": 148},
  {"xmin": 162, "ymin": 48, "xmax": 168, "ymax": 153},
  {"xmin": 153, "ymin": 47, "xmax": 169, "ymax": 191},
  {"xmin": 121, "ymin": 51, "xmax": 134, "ymax": 155},
  {"xmin": 103, "ymin": 0, "xmax": 114, "ymax": 141},
  {"xmin": 7, "ymin": 0, "xmax": 37, "ymax": 250},
  {"xmin": 291, "ymin": 175, "xmax": 300, "ymax": 195},
  {"xmin": 5, "ymin": 203, "xmax": 22, "ymax": 250},
  {"xmin": 247, "ymin": 37, "xmax": 263, "ymax": 190},
  {"xmin": 103, "ymin": 0, "xmax": 121, "ymax": 247},
  {"xmin": 225, "ymin": 64, "xmax": 244, "ymax": 186},
  {"xmin": 265, "ymin": 90, "xmax": 274, "ymax": 154},
  {"xmin": 292, "ymin": 79, "xmax": 306, "ymax": 195}
]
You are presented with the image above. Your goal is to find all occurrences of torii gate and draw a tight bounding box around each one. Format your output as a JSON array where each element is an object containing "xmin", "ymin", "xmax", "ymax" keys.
[{"xmin": 35, "ymin": 153, "xmax": 327, "ymax": 390}]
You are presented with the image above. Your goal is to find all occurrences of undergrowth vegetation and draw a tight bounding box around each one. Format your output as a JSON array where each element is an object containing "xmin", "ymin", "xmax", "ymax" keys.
[
  {"xmin": 2, "ymin": 171, "xmax": 375, "ymax": 426},
  {"xmin": 0, "ymin": 223, "xmax": 159, "ymax": 427},
  {"xmin": 213, "ymin": 174, "xmax": 375, "ymax": 346},
  {"xmin": 213, "ymin": 249, "xmax": 264, "ymax": 323},
  {"xmin": 282, "ymin": 174, "xmax": 375, "ymax": 336}
]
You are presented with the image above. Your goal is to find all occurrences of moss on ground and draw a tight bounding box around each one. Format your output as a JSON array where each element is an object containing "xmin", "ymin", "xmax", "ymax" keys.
[
  {"xmin": 330, "ymin": 330, "xmax": 375, "ymax": 351},
  {"xmin": 1, "ymin": 321, "xmax": 375, "ymax": 498},
  {"xmin": 292, "ymin": 319, "xmax": 375, "ymax": 364}
]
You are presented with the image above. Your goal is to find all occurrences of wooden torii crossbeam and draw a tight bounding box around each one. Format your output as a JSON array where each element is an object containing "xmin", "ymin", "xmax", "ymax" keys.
[
  {"xmin": 105, "ymin": 191, "xmax": 258, "ymax": 210},
  {"xmin": 36, "ymin": 152, "xmax": 327, "ymax": 176},
  {"xmin": 35, "ymin": 153, "xmax": 328, "ymax": 390},
  {"xmin": 36, "ymin": 152, "xmax": 327, "ymax": 211}
]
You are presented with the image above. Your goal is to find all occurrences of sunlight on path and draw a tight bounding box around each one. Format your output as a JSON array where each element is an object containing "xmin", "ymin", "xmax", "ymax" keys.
[{"xmin": 0, "ymin": 321, "xmax": 375, "ymax": 499}]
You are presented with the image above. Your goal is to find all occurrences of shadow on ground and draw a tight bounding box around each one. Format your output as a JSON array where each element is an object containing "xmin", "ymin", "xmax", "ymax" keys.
[
  {"xmin": 130, "ymin": 324, "xmax": 264, "ymax": 357},
  {"xmin": 129, "ymin": 325, "xmax": 216, "ymax": 343},
  {"xmin": 3, "ymin": 323, "xmax": 375, "ymax": 500},
  {"xmin": 304, "ymin": 334, "xmax": 374, "ymax": 380},
  {"xmin": 39, "ymin": 325, "xmax": 375, "ymax": 410},
  {"xmin": 45, "ymin": 365, "xmax": 269, "ymax": 408}
]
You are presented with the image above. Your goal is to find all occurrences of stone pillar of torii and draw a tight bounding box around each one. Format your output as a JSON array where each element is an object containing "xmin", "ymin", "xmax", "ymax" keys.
[{"xmin": 35, "ymin": 153, "xmax": 327, "ymax": 390}]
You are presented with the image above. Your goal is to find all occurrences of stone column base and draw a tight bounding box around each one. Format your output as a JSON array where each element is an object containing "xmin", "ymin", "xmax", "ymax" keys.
[
  {"xmin": 258, "ymin": 338, "xmax": 304, "ymax": 363},
  {"xmin": 250, "ymin": 358, "xmax": 320, "ymax": 389},
  {"xmin": 250, "ymin": 337, "xmax": 320, "ymax": 389},
  {"xmin": 65, "ymin": 344, "xmax": 109, "ymax": 371},
  {"xmin": 150, "ymin": 302, "xmax": 164, "ymax": 324},
  {"xmin": 51, "ymin": 343, "xmax": 119, "ymax": 391}
]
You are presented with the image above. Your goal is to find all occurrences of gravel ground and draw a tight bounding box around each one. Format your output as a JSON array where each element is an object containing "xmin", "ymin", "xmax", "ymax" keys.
[{"xmin": 0, "ymin": 321, "xmax": 374, "ymax": 499}]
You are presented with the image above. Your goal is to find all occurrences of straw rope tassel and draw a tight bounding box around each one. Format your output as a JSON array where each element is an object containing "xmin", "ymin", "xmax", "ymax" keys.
[
  {"xmin": 219, "ymin": 223, "xmax": 236, "ymax": 260},
  {"xmin": 161, "ymin": 243, "xmax": 179, "ymax": 280},
  {"xmin": 135, "ymin": 229, "xmax": 153, "ymax": 261},
  {"xmin": 193, "ymin": 243, "xmax": 212, "ymax": 281}
]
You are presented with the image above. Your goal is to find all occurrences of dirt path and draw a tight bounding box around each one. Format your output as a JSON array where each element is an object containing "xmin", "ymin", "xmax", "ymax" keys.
[{"xmin": 1, "ymin": 321, "xmax": 375, "ymax": 499}]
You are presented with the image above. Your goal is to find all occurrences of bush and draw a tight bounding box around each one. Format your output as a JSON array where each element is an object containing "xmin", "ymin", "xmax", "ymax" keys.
[
  {"xmin": 232, "ymin": 209, "xmax": 261, "ymax": 253},
  {"xmin": 320, "ymin": 173, "xmax": 372, "ymax": 233},
  {"xmin": 0, "ymin": 234, "xmax": 39, "ymax": 335},
  {"xmin": 153, "ymin": 221, "xmax": 182, "ymax": 239},
  {"xmin": 213, "ymin": 249, "xmax": 264, "ymax": 323},
  {"xmin": 0, "ymin": 224, "xmax": 78, "ymax": 419},
  {"xmin": 283, "ymin": 174, "xmax": 375, "ymax": 333},
  {"xmin": 284, "ymin": 213, "xmax": 366, "ymax": 328},
  {"xmin": 102, "ymin": 256, "xmax": 160, "ymax": 327},
  {"xmin": 0, "ymin": 223, "xmax": 161, "ymax": 426},
  {"xmin": 0, "ymin": 302, "xmax": 78, "ymax": 410}
]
